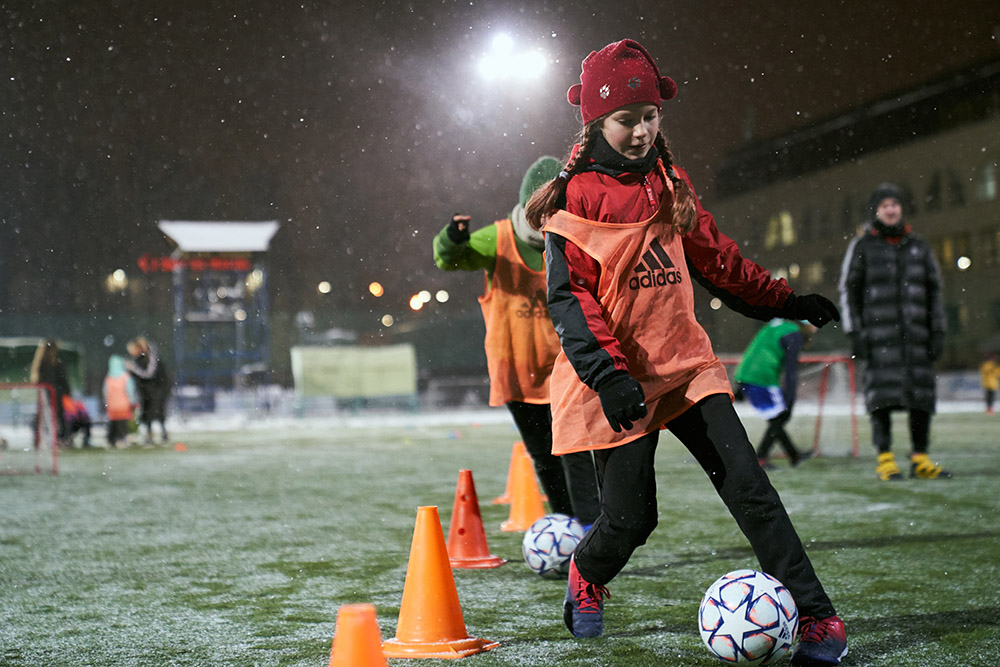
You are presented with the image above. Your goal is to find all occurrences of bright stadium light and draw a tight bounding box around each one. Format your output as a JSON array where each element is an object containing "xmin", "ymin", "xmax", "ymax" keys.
[
  {"xmin": 435, "ymin": 289, "xmax": 449, "ymax": 303},
  {"xmin": 381, "ymin": 314, "xmax": 395, "ymax": 327},
  {"xmin": 478, "ymin": 33, "xmax": 547, "ymax": 81},
  {"xmin": 369, "ymin": 281, "xmax": 384, "ymax": 297},
  {"xmin": 317, "ymin": 281, "xmax": 332, "ymax": 294},
  {"xmin": 409, "ymin": 295, "xmax": 424, "ymax": 311},
  {"xmin": 957, "ymin": 256, "xmax": 971, "ymax": 270}
]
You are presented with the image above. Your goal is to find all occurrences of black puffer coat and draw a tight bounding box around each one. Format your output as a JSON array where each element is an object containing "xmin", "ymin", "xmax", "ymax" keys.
[{"xmin": 839, "ymin": 223, "xmax": 945, "ymax": 413}]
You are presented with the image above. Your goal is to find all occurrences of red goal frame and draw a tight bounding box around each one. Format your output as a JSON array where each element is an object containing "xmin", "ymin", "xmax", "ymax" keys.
[
  {"xmin": 720, "ymin": 354, "xmax": 859, "ymax": 458},
  {"xmin": 0, "ymin": 382, "xmax": 59, "ymax": 475}
]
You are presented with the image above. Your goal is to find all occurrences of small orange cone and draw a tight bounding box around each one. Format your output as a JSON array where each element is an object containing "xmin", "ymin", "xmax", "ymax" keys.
[
  {"xmin": 499, "ymin": 448, "xmax": 546, "ymax": 532},
  {"xmin": 447, "ymin": 469, "xmax": 506, "ymax": 569},
  {"xmin": 491, "ymin": 441, "xmax": 526, "ymax": 504},
  {"xmin": 383, "ymin": 506, "xmax": 499, "ymax": 659},
  {"xmin": 329, "ymin": 603, "xmax": 388, "ymax": 667}
]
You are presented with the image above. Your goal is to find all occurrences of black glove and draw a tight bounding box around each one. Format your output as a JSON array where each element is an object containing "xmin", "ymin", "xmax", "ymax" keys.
[
  {"xmin": 929, "ymin": 332, "xmax": 944, "ymax": 362},
  {"xmin": 849, "ymin": 332, "xmax": 868, "ymax": 362},
  {"xmin": 782, "ymin": 293, "xmax": 841, "ymax": 328},
  {"xmin": 596, "ymin": 372, "xmax": 647, "ymax": 432},
  {"xmin": 446, "ymin": 214, "xmax": 471, "ymax": 244}
]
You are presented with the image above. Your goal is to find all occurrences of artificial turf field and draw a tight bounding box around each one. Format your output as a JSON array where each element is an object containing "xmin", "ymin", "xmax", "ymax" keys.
[{"xmin": 1, "ymin": 409, "xmax": 998, "ymax": 666}]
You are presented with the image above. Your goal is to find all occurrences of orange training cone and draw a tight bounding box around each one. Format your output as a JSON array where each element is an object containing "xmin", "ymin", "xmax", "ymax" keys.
[
  {"xmin": 491, "ymin": 441, "xmax": 526, "ymax": 504},
  {"xmin": 329, "ymin": 603, "xmax": 388, "ymax": 667},
  {"xmin": 447, "ymin": 469, "xmax": 507, "ymax": 569},
  {"xmin": 383, "ymin": 506, "xmax": 500, "ymax": 659},
  {"xmin": 499, "ymin": 447, "xmax": 546, "ymax": 532}
]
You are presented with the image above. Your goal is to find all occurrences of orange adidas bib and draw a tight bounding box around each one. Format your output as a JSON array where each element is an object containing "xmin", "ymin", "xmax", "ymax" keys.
[
  {"xmin": 543, "ymin": 178, "xmax": 731, "ymax": 453},
  {"xmin": 479, "ymin": 218, "xmax": 561, "ymax": 406}
]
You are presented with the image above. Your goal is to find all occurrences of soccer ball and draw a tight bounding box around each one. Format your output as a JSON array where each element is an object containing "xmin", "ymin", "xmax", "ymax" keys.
[
  {"xmin": 698, "ymin": 569, "xmax": 798, "ymax": 665},
  {"xmin": 521, "ymin": 513, "xmax": 585, "ymax": 579}
]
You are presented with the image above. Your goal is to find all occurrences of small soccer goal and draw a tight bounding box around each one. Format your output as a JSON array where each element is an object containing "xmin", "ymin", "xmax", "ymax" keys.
[
  {"xmin": 0, "ymin": 383, "xmax": 59, "ymax": 475},
  {"xmin": 721, "ymin": 354, "xmax": 860, "ymax": 458}
]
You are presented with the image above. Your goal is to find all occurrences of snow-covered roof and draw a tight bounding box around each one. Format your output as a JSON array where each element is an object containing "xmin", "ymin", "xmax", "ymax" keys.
[{"xmin": 157, "ymin": 220, "xmax": 280, "ymax": 253}]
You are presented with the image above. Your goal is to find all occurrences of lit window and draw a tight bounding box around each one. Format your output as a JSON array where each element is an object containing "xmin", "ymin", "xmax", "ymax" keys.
[
  {"xmin": 975, "ymin": 158, "xmax": 998, "ymax": 202},
  {"xmin": 765, "ymin": 211, "xmax": 797, "ymax": 248}
]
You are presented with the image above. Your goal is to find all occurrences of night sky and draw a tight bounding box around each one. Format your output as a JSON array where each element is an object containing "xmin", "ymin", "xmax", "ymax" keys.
[{"xmin": 3, "ymin": 1, "xmax": 998, "ymax": 329}]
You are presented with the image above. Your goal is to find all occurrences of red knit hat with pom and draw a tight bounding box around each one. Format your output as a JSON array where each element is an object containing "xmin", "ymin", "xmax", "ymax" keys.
[{"xmin": 567, "ymin": 39, "xmax": 677, "ymax": 124}]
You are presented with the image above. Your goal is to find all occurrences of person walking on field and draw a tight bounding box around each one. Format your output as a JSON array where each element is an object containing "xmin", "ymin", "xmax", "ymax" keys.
[
  {"xmin": 104, "ymin": 354, "xmax": 138, "ymax": 448},
  {"xmin": 979, "ymin": 353, "xmax": 999, "ymax": 415},
  {"xmin": 839, "ymin": 182, "xmax": 950, "ymax": 481},
  {"xmin": 432, "ymin": 156, "xmax": 601, "ymax": 529},
  {"xmin": 526, "ymin": 38, "xmax": 847, "ymax": 666},
  {"xmin": 735, "ymin": 319, "xmax": 818, "ymax": 469}
]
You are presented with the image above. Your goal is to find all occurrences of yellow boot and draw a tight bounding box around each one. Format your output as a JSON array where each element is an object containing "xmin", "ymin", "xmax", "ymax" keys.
[
  {"xmin": 875, "ymin": 452, "xmax": 903, "ymax": 481},
  {"xmin": 910, "ymin": 453, "xmax": 952, "ymax": 479}
]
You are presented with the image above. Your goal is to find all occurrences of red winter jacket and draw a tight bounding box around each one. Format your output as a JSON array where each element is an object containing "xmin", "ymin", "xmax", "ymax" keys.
[{"xmin": 545, "ymin": 161, "xmax": 793, "ymax": 390}]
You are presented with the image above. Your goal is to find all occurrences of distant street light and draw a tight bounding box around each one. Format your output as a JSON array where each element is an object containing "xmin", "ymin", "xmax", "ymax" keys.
[{"xmin": 104, "ymin": 269, "xmax": 128, "ymax": 293}]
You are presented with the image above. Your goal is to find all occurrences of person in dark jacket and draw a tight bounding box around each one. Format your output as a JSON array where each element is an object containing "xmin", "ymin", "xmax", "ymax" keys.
[
  {"xmin": 29, "ymin": 338, "xmax": 72, "ymax": 446},
  {"xmin": 126, "ymin": 337, "xmax": 170, "ymax": 444},
  {"xmin": 838, "ymin": 182, "xmax": 950, "ymax": 481}
]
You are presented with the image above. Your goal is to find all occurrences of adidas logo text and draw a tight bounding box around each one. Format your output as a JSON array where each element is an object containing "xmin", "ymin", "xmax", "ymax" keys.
[{"xmin": 629, "ymin": 238, "xmax": 682, "ymax": 290}]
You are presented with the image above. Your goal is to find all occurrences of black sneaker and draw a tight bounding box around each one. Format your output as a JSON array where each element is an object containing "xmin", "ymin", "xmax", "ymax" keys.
[{"xmin": 791, "ymin": 449, "xmax": 814, "ymax": 467}]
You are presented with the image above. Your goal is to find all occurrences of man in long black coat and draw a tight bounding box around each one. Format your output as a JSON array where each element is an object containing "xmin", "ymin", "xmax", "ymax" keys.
[{"xmin": 839, "ymin": 183, "xmax": 951, "ymax": 481}]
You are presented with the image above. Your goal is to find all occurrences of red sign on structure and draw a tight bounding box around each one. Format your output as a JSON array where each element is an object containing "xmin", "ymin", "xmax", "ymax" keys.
[{"xmin": 137, "ymin": 254, "xmax": 253, "ymax": 274}]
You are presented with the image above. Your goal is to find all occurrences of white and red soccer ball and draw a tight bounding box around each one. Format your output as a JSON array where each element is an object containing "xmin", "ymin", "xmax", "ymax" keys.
[
  {"xmin": 699, "ymin": 569, "xmax": 799, "ymax": 665},
  {"xmin": 521, "ymin": 513, "xmax": 585, "ymax": 579}
]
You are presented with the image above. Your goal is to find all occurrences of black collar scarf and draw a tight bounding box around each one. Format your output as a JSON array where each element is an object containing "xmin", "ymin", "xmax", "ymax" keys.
[{"xmin": 585, "ymin": 133, "xmax": 661, "ymax": 177}]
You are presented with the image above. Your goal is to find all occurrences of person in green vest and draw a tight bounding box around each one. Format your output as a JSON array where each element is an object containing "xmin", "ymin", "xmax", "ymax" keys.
[
  {"xmin": 734, "ymin": 319, "xmax": 818, "ymax": 469},
  {"xmin": 432, "ymin": 156, "xmax": 600, "ymax": 529}
]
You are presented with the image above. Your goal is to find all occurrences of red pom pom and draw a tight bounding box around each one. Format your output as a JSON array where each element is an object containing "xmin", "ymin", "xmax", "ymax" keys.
[
  {"xmin": 660, "ymin": 76, "xmax": 677, "ymax": 101},
  {"xmin": 567, "ymin": 83, "xmax": 583, "ymax": 106}
]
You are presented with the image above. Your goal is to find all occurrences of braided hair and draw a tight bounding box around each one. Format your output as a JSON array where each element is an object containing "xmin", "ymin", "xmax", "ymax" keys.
[
  {"xmin": 525, "ymin": 119, "xmax": 696, "ymax": 236},
  {"xmin": 525, "ymin": 122, "xmax": 599, "ymax": 231}
]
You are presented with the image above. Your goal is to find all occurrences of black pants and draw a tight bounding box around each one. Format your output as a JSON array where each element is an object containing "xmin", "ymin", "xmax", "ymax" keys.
[
  {"xmin": 108, "ymin": 419, "xmax": 130, "ymax": 445},
  {"xmin": 755, "ymin": 410, "xmax": 802, "ymax": 462},
  {"xmin": 574, "ymin": 394, "xmax": 835, "ymax": 619},
  {"xmin": 870, "ymin": 407, "xmax": 930, "ymax": 454},
  {"xmin": 507, "ymin": 401, "xmax": 601, "ymax": 525}
]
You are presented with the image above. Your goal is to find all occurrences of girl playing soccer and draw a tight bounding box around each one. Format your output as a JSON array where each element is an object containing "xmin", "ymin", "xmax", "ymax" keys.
[{"xmin": 526, "ymin": 39, "xmax": 847, "ymax": 666}]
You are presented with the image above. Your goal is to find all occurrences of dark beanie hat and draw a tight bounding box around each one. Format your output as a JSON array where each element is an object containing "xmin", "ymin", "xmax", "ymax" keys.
[
  {"xmin": 869, "ymin": 182, "xmax": 905, "ymax": 220},
  {"xmin": 519, "ymin": 156, "xmax": 561, "ymax": 208},
  {"xmin": 567, "ymin": 39, "xmax": 677, "ymax": 124}
]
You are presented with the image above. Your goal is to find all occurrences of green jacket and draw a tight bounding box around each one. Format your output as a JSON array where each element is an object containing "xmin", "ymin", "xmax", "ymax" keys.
[
  {"xmin": 734, "ymin": 319, "xmax": 803, "ymax": 401},
  {"xmin": 433, "ymin": 213, "xmax": 544, "ymax": 284}
]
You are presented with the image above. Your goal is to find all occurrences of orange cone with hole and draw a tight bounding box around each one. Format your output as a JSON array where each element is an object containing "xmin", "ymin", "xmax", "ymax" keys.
[
  {"xmin": 499, "ymin": 447, "xmax": 546, "ymax": 532},
  {"xmin": 447, "ymin": 469, "xmax": 506, "ymax": 569},
  {"xmin": 383, "ymin": 506, "xmax": 500, "ymax": 659},
  {"xmin": 328, "ymin": 603, "xmax": 388, "ymax": 667},
  {"xmin": 491, "ymin": 441, "xmax": 525, "ymax": 504}
]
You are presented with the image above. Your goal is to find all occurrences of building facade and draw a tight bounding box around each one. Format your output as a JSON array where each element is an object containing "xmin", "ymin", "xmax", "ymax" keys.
[{"xmin": 701, "ymin": 58, "xmax": 1000, "ymax": 368}]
